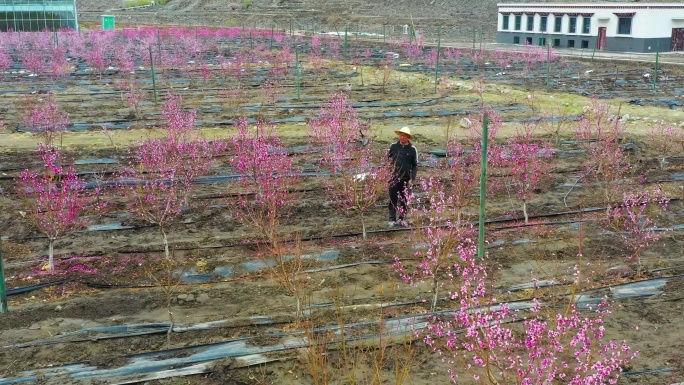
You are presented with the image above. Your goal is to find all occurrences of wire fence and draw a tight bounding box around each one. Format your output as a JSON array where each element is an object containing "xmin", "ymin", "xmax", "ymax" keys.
[{"xmin": 76, "ymin": 11, "xmax": 497, "ymax": 46}]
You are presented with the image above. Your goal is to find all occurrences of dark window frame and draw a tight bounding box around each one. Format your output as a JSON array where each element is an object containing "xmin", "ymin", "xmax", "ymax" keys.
[
  {"xmin": 568, "ymin": 39, "xmax": 575, "ymax": 48},
  {"xmin": 554, "ymin": 16, "xmax": 562, "ymax": 33},
  {"xmin": 581, "ymin": 40, "xmax": 589, "ymax": 49},
  {"xmin": 618, "ymin": 17, "xmax": 632, "ymax": 35},
  {"xmin": 568, "ymin": 16, "xmax": 577, "ymax": 33},
  {"xmin": 582, "ymin": 17, "xmax": 591, "ymax": 34},
  {"xmin": 540, "ymin": 16, "xmax": 548, "ymax": 32},
  {"xmin": 514, "ymin": 15, "xmax": 522, "ymax": 30},
  {"xmin": 502, "ymin": 14, "xmax": 509, "ymax": 30},
  {"xmin": 513, "ymin": 35, "xmax": 521, "ymax": 44},
  {"xmin": 526, "ymin": 15, "xmax": 534, "ymax": 31}
]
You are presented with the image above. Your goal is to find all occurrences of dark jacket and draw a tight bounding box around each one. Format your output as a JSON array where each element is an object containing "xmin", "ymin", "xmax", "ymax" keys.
[{"xmin": 388, "ymin": 141, "xmax": 418, "ymax": 181}]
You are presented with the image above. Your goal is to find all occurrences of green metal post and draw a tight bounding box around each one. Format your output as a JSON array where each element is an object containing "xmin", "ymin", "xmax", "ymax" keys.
[
  {"xmin": 382, "ymin": 24, "xmax": 385, "ymax": 45},
  {"xmin": 53, "ymin": 30, "xmax": 57, "ymax": 46},
  {"xmin": 653, "ymin": 41, "xmax": 660, "ymax": 91},
  {"xmin": 295, "ymin": 48, "xmax": 301, "ymax": 100},
  {"xmin": 250, "ymin": 31, "xmax": 253, "ymax": 49},
  {"xmin": 434, "ymin": 26, "xmax": 441, "ymax": 94},
  {"xmin": 479, "ymin": 28, "xmax": 484, "ymax": 51},
  {"xmin": 157, "ymin": 28, "xmax": 162, "ymax": 65},
  {"xmin": 149, "ymin": 46, "xmax": 158, "ymax": 105},
  {"xmin": 546, "ymin": 42, "xmax": 551, "ymax": 92},
  {"xmin": 0, "ymin": 239, "xmax": 8, "ymax": 313},
  {"xmin": 477, "ymin": 114, "xmax": 490, "ymax": 259},
  {"xmin": 344, "ymin": 26, "xmax": 349, "ymax": 62},
  {"xmin": 270, "ymin": 26, "xmax": 274, "ymax": 49},
  {"xmin": 472, "ymin": 28, "xmax": 476, "ymax": 49},
  {"xmin": 290, "ymin": 19, "xmax": 293, "ymax": 37}
]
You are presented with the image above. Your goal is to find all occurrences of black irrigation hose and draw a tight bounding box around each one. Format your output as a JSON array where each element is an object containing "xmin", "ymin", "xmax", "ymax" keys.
[{"xmin": 6, "ymin": 280, "xmax": 69, "ymax": 296}]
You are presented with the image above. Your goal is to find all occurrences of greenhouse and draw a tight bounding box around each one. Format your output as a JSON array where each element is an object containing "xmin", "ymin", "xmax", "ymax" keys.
[{"xmin": 0, "ymin": 0, "xmax": 77, "ymax": 31}]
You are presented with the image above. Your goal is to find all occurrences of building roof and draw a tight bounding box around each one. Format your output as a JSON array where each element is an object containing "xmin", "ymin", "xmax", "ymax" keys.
[{"xmin": 498, "ymin": 3, "xmax": 684, "ymax": 9}]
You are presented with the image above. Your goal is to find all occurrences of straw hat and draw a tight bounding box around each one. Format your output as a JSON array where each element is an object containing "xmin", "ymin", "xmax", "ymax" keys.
[{"xmin": 394, "ymin": 126, "xmax": 412, "ymax": 139}]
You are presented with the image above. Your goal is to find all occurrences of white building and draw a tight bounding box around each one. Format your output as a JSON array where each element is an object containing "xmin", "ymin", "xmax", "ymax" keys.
[{"xmin": 496, "ymin": 3, "xmax": 684, "ymax": 52}]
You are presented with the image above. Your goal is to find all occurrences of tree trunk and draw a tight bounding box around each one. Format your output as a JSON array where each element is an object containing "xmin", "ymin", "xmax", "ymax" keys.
[
  {"xmin": 523, "ymin": 200, "xmax": 529, "ymax": 225},
  {"xmin": 432, "ymin": 278, "xmax": 439, "ymax": 312},
  {"xmin": 360, "ymin": 212, "xmax": 367, "ymax": 240},
  {"xmin": 166, "ymin": 294, "xmax": 175, "ymax": 346},
  {"xmin": 161, "ymin": 228, "xmax": 170, "ymax": 259},
  {"xmin": 48, "ymin": 238, "xmax": 55, "ymax": 271}
]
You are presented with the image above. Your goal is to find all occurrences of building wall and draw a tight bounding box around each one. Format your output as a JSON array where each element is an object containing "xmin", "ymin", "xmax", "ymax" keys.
[{"xmin": 496, "ymin": 3, "xmax": 684, "ymax": 52}]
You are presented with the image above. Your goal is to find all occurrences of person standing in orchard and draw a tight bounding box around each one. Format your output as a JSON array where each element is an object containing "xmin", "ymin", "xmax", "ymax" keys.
[{"xmin": 387, "ymin": 126, "xmax": 418, "ymax": 227}]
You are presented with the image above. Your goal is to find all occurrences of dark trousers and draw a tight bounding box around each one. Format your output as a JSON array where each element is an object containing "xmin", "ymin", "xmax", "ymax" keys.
[{"xmin": 388, "ymin": 179, "xmax": 410, "ymax": 221}]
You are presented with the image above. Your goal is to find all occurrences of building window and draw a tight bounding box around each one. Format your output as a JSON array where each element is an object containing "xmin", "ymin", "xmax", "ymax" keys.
[
  {"xmin": 569, "ymin": 17, "xmax": 577, "ymax": 33},
  {"xmin": 618, "ymin": 17, "xmax": 632, "ymax": 35},
  {"xmin": 582, "ymin": 17, "xmax": 591, "ymax": 34},
  {"xmin": 552, "ymin": 38, "xmax": 561, "ymax": 47},
  {"xmin": 554, "ymin": 16, "xmax": 562, "ymax": 33},
  {"xmin": 502, "ymin": 15, "xmax": 509, "ymax": 30},
  {"xmin": 525, "ymin": 37, "xmax": 533, "ymax": 45},
  {"xmin": 581, "ymin": 40, "xmax": 589, "ymax": 48},
  {"xmin": 539, "ymin": 37, "xmax": 547, "ymax": 46},
  {"xmin": 568, "ymin": 40, "xmax": 575, "ymax": 48},
  {"xmin": 513, "ymin": 36, "xmax": 520, "ymax": 44},
  {"xmin": 527, "ymin": 15, "xmax": 534, "ymax": 31},
  {"xmin": 515, "ymin": 15, "xmax": 522, "ymax": 30},
  {"xmin": 540, "ymin": 16, "xmax": 547, "ymax": 32}
]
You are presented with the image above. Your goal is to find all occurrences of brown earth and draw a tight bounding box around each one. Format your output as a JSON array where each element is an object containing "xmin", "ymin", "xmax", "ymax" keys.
[{"xmin": 1, "ymin": 32, "xmax": 684, "ymax": 385}]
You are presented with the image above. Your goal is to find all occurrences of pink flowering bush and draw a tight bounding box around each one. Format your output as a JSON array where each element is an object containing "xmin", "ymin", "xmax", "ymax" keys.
[
  {"xmin": 410, "ymin": 237, "xmax": 637, "ymax": 384},
  {"xmin": 309, "ymin": 92, "xmax": 390, "ymax": 238},
  {"xmin": 575, "ymin": 99, "xmax": 630, "ymax": 203},
  {"xmin": 118, "ymin": 79, "xmax": 148, "ymax": 120},
  {"xmin": 444, "ymin": 141, "xmax": 480, "ymax": 225},
  {"xmin": 647, "ymin": 123, "xmax": 684, "ymax": 160},
  {"xmin": 228, "ymin": 118, "xmax": 298, "ymax": 249},
  {"xmin": 16, "ymin": 145, "xmax": 100, "ymax": 270},
  {"xmin": 606, "ymin": 187, "xmax": 669, "ymax": 276},
  {"xmin": 395, "ymin": 176, "xmax": 477, "ymax": 310},
  {"xmin": 426, "ymin": 296, "xmax": 637, "ymax": 384},
  {"xmin": 502, "ymin": 124, "xmax": 554, "ymax": 224},
  {"xmin": 23, "ymin": 94, "xmax": 70, "ymax": 147},
  {"xmin": 120, "ymin": 93, "xmax": 217, "ymax": 259}
]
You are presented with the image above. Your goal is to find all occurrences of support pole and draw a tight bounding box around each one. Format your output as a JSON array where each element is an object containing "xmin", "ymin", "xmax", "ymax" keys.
[
  {"xmin": 653, "ymin": 41, "xmax": 660, "ymax": 91},
  {"xmin": 344, "ymin": 25, "xmax": 349, "ymax": 62},
  {"xmin": 546, "ymin": 42, "xmax": 551, "ymax": 92},
  {"xmin": 0, "ymin": 239, "xmax": 8, "ymax": 313},
  {"xmin": 434, "ymin": 26, "xmax": 441, "ymax": 94},
  {"xmin": 295, "ymin": 48, "xmax": 301, "ymax": 100},
  {"xmin": 156, "ymin": 28, "xmax": 162, "ymax": 65},
  {"xmin": 149, "ymin": 46, "xmax": 158, "ymax": 105},
  {"xmin": 477, "ymin": 114, "xmax": 490, "ymax": 259},
  {"xmin": 479, "ymin": 28, "xmax": 484, "ymax": 51}
]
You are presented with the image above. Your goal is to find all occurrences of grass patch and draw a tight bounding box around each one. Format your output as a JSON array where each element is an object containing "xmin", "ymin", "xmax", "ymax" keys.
[
  {"xmin": 123, "ymin": 0, "xmax": 152, "ymax": 7},
  {"xmin": 123, "ymin": 0, "xmax": 168, "ymax": 8}
]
